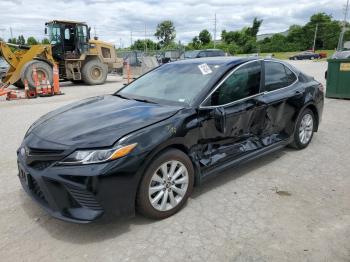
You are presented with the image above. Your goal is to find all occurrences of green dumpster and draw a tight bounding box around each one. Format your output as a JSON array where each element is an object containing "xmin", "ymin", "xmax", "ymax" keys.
[{"xmin": 326, "ymin": 58, "xmax": 350, "ymax": 99}]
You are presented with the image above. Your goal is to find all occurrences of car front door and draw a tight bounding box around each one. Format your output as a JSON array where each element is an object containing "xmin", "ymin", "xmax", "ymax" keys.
[
  {"xmin": 254, "ymin": 60, "xmax": 300, "ymax": 143},
  {"xmin": 197, "ymin": 60, "xmax": 266, "ymax": 174}
]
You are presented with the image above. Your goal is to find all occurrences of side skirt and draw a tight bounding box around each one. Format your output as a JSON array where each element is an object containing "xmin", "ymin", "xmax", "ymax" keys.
[{"xmin": 199, "ymin": 139, "xmax": 290, "ymax": 184}]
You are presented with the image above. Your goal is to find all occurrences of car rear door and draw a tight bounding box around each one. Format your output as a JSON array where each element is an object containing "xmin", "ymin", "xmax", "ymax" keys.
[
  {"xmin": 254, "ymin": 60, "xmax": 301, "ymax": 143},
  {"xmin": 197, "ymin": 60, "xmax": 266, "ymax": 172}
]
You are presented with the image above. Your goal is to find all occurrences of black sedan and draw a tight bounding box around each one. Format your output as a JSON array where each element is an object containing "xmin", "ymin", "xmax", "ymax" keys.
[
  {"xmin": 289, "ymin": 51, "xmax": 321, "ymax": 60},
  {"xmin": 17, "ymin": 57, "xmax": 324, "ymax": 223}
]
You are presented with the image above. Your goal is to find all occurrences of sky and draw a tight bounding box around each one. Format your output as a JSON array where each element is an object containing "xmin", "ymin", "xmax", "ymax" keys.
[{"xmin": 0, "ymin": 0, "xmax": 347, "ymax": 47}]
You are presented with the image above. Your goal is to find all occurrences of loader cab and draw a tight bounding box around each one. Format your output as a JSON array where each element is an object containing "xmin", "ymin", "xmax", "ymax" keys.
[{"xmin": 45, "ymin": 20, "xmax": 90, "ymax": 60}]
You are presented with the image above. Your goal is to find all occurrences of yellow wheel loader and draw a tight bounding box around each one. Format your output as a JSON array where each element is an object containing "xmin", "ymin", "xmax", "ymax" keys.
[{"xmin": 0, "ymin": 20, "xmax": 123, "ymax": 89}]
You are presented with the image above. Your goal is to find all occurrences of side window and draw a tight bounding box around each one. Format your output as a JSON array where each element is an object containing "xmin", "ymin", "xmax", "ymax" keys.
[
  {"xmin": 64, "ymin": 28, "xmax": 70, "ymax": 40},
  {"xmin": 207, "ymin": 51, "xmax": 215, "ymax": 57},
  {"xmin": 284, "ymin": 66, "xmax": 297, "ymax": 86},
  {"xmin": 210, "ymin": 61, "xmax": 261, "ymax": 106},
  {"xmin": 101, "ymin": 47, "xmax": 111, "ymax": 58},
  {"xmin": 264, "ymin": 61, "xmax": 296, "ymax": 91}
]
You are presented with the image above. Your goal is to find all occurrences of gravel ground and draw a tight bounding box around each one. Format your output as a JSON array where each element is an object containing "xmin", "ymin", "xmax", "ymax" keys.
[{"xmin": 0, "ymin": 61, "xmax": 349, "ymax": 262}]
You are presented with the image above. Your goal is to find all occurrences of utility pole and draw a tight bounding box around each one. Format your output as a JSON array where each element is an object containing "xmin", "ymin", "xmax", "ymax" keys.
[
  {"xmin": 312, "ymin": 23, "xmax": 318, "ymax": 52},
  {"xmin": 10, "ymin": 27, "xmax": 13, "ymax": 39},
  {"xmin": 130, "ymin": 31, "xmax": 133, "ymax": 47},
  {"xmin": 144, "ymin": 24, "xmax": 147, "ymax": 52},
  {"xmin": 337, "ymin": 0, "xmax": 350, "ymax": 50},
  {"xmin": 213, "ymin": 13, "xmax": 217, "ymax": 48}
]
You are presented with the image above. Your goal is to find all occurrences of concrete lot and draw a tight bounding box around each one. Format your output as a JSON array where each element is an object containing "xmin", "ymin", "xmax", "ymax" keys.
[{"xmin": 0, "ymin": 61, "xmax": 349, "ymax": 262}]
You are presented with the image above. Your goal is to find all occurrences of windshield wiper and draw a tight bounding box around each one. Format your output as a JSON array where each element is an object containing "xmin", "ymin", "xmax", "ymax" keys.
[
  {"xmin": 114, "ymin": 93, "xmax": 130, "ymax": 100},
  {"xmin": 132, "ymin": 98, "xmax": 157, "ymax": 104}
]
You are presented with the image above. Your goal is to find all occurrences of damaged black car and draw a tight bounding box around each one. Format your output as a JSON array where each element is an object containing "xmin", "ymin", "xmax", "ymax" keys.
[{"xmin": 17, "ymin": 57, "xmax": 324, "ymax": 223}]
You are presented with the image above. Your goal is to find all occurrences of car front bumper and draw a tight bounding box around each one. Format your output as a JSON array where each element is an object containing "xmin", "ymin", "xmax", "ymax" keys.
[{"xmin": 17, "ymin": 148, "xmax": 146, "ymax": 223}]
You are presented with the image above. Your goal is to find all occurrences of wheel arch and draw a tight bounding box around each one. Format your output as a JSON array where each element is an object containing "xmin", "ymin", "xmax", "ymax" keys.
[
  {"xmin": 305, "ymin": 104, "xmax": 319, "ymax": 131},
  {"xmin": 83, "ymin": 55, "xmax": 103, "ymax": 65},
  {"xmin": 294, "ymin": 102, "xmax": 319, "ymax": 132},
  {"xmin": 33, "ymin": 57, "xmax": 54, "ymax": 67}
]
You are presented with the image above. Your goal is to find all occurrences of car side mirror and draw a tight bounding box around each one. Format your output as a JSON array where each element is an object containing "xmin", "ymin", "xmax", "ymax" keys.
[{"xmin": 213, "ymin": 107, "xmax": 226, "ymax": 133}]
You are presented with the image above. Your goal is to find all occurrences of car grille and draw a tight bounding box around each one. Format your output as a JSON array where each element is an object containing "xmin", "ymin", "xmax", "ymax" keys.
[
  {"xmin": 24, "ymin": 146, "xmax": 66, "ymax": 170},
  {"xmin": 64, "ymin": 184, "xmax": 103, "ymax": 211}
]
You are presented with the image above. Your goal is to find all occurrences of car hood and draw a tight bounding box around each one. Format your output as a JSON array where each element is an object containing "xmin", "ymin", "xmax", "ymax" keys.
[{"xmin": 27, "ymin": 95, "xmax": 182, "ymax": 148}]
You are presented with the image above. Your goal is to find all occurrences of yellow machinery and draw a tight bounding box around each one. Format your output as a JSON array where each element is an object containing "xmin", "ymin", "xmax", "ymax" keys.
[{"xmin": 0, "ymin": 20, "xmax": 123, "ymax": 89}]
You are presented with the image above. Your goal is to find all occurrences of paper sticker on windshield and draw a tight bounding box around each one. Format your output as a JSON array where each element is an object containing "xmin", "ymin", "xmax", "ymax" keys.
[{"xmin": 198, "ymin": 63, "xmax": 212, "ymax": 75}]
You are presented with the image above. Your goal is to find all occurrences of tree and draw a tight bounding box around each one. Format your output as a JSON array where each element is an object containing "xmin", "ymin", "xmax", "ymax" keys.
[
  {"xmin": 131, "ymin": 39, "xmax": 159, "ymax": 51},
  {"xmin": 257, "ymin": 12, "xmax": 343, "ymax": 52},
  {"xmin": 189, "ymin": 36, "xmax": 201, "ymax": 49},
  {"xmin": 220, "ymin": 18, "xmax": 262, "ymax": 53},
  {"xmin": 27, "ymin": 36, "xmax": 38, "ymax": 45},
  {"xmin": 199, "ymin": 29, "xmax": 212, "ymax": 45},
  {"xmin": 8, "ymin": 38, "xmax": 17, "ymax": 44},
  {"xmin": 41, "ymin": 38, "xmax": 50, "ymax": 44},
  {"xmin": 155, "ymin": 20, "xmax": 176, "ymax": 47},
  {"xmin": 303, "ymin": 13, "xmax": 340, "ymax": 50},
  {"xmin": 246, "ymin": 18, "xmax": 263, "ymax": 37},
  {"xmin": 17, "ymin": 35, "xmax": 25, "ymax": 45}
]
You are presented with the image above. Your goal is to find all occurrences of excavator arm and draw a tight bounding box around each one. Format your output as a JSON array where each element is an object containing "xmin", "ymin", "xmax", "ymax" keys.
[{"xmin": 0, "ymin": 41, "xmax": 54, "ymax": 86}]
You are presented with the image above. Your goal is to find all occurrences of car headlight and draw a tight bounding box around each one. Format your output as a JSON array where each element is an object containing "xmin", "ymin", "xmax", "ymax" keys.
[{"xmin": 57, "ymin": 143, "xmax": 137, "ymax": 165}]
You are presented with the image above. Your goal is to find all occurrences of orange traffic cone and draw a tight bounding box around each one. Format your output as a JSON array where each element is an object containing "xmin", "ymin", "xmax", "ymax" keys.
[
  {"xmin": 32, "ymin": 66, "xmax": 40, "ymax": 95},
  {"xmin": 46, "ymin": 79, "xmax": 53, "ymax": 95},
  {"xmin": 53, "ymin": 64, "xmax": 63, "ymax": 95},
  {"xmin": 41, "ymin": 76, "xmax": 48, "ymax": 96},
  {"xmin": 24, "ymin": 79, "xmax": 29, "ymax": 98}
]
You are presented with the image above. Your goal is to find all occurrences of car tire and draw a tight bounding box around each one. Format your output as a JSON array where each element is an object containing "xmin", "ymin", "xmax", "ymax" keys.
[
  {"xmin": 81, "ymin": 59, "xmax": 108, "ymax": 85},
  {"xmin": 21, "ymin": 60, "xmax": 53, "ymax": 89},
  {"xmin": 137, "ymin": 149, "xmax": 194, "ymax": 219},
  {"xmin": 310, "ymin": 56, "xmax": 315, "ymax": 60},
  {"xmin": 290, "ymin": 108, "xmax": 315, "ymax": 149}
]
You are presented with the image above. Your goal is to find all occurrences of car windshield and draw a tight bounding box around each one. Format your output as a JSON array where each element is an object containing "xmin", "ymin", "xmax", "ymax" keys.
[
  {"xmin": 184, "ymin": 51, "xmax": 200, "ymax": 58},
  {"xmin": 118, "ymin": 62, "xmax": 220, "ymax": 105}
]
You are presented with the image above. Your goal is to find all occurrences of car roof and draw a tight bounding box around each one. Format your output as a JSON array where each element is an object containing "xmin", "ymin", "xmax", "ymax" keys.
[
  {"xmin": 171, "ymin": 57, "xmax": 301, "ymax": 75},
  {"xmin": 171, "ymin": 56, "xmax": 256, "ymax": 66}
]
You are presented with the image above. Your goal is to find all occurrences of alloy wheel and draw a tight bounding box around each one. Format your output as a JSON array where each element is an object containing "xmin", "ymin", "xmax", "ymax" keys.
[
  {"xmin": 299, "ymin": 113, "xmax": 313, "ymax": 144},
  {"xmin": 148, "ymin": 160, "xmax": 189, "ymax": 211}
]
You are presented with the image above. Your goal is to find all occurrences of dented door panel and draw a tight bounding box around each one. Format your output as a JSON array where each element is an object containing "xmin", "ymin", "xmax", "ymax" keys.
[
  {"xmin": 257, "ymin": 86, "xmax": 301, "ymax": 139},
  {"xmin": 197, "ymin": 97, "xmax": 266, "ymax": 170}
]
